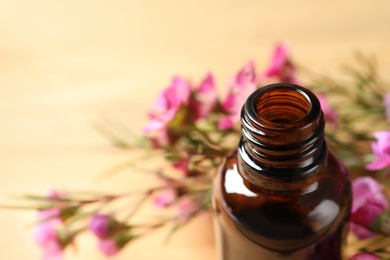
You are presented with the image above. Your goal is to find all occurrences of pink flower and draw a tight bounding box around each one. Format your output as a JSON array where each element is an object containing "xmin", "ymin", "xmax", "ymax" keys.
[
  {"xmin": 352, "ymin": 203, "xmax": 384, "ymax": 234},
  {"xmin": 349, "ymin": 253, "xmax": 380, "ymax": 260},
  {"xmin": 172, "ymin": 157, "xmax": 199, "ymax": 177},
  {"xmin": 263, "ymin": 43, "xmax": 299, "ymax": 84},
  {"xmin": 98, "ymin": 238, "xmax": 120, "ymax": 257},
  {"xmin": 176, "ymin": 195, "xmax": 199, "ymax": 221},
  {"xmin": 366, "ymin": 131, "xmax": 390, "ymax": 171},
  {"xmin": 317, "ymin": 94, "xmax": 338, "ymax": 125},
  {"xmin": 350, "ymin": 176, "xmax": 388, "ymax": 239},
  {"xmin": 218, "ymin": 116, "xmax": 235, "ymax": 130},
  {"xmin": 153, "ymin": 170, "xmax": 189, "ymax": 208},
  {"xmin": 191, "ymin": 73, "xmax": 218, "ymax": 121},
  {"xmin": 89, "ymin": 214, "xmax": 111, "ymax": 239},
  {"xmin": 219, "ymin": 61, "xmax": 257, "ymax": 129},
  {"xmin": 34, "ymin": 209, "xmax": 64, "ymax": 260},
  {"xmin": 144, "ymin": 76, "xmax": 191, "ymax": 146},
  {"xmin": 90, "ymin": 215, "xmax": 132, "ymax": 257},
  {"xmin": 97, "ymin": 233, "xmax": 134, "ymax": 257},
  {"xmin": 223, "ymin": 61, "xmax": 257, "ymax": 114},
  {"xmin": 153, "ymin": 188, "xmax": 176, "ymax": 208},
  {"xmin": 34, "ymin": 190, "xmax": 71, "ymax": 260},
  {"xmin": 172, "ymin": 158, "xmax": 188, "ymax": 171},
  {"xmin": 351, "ymin": 177, "xmax": 388, "ymax": 211},
  {"xmin": 384, "ymin": 92, "xmax": 390, "ymax": 121},
  {"xmin": 89, "ymin": 217, "xmax": 132, "ymax": 258}
]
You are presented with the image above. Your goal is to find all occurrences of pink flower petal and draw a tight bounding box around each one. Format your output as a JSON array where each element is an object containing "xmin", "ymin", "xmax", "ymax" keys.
[
  {"xmin": 221, "ymin": 92, "xmax": 237, "ymax": 114},
  {"xmin": 374, "ymin": 131, "xmax": 390, "ymax": 153},
  {"xmin": 220, "ymin": 61, "xmax": 258, "ymax": 127},
  {"xmin": 263, "ymin": 43, "xmax": 299, "ymax": 84},
  {"xmin": 218, "ymin": 116, "xmax": 235, "ymax": 130},
  {"xmin": 349, "ymin": 252, "xmax": 380, "ymax": 260},
  {"xmin": 34, "ymin": 222, "xmax": 59, "ymax": 247},
  {"xmin": 317, "ymin": 94, "xmax": 338, "ymax": 125},
  {"xmin": 98, "ymin": 239, "xmax": 119, "ymax": 256},
  {"xmin": 42, "ymin": 246, "xmax": 63, "ymax": 260},
  {"xmin": 351, "ymin": 202, "xmax": 384, "ymax": 227},
  {"xmin": 366, "ymin": 154, "xmax": 390, "ymax": 171},
  {"xmin": 264, "ymin": 44, "xmax": 289, "ymax": 78},
  {"xmin": 153, "ymin": 188, "xmax": 176, "ymax": 208},
  {"xmin": 234, "ymin": 61, "xmax": 257, "ymax": 86},
  {"xmin": 173, "ymin": 158, "xmax": 190, "ymax": 176},
  {"xmin": 143, "ymin": 120, "xmax": 165, "ymax": 133},
  {"xmin": 349, "ymin": 222, "xmax": 376, "ymax": 239},
  {"xmin": 34, "ymin": 216, "xmax": 64, "ymax": 260},
  {"xmin": 144, "ymin": 76, "xmax": 192, "ymax": 145},
  {"xmin": 366, "ymin": 131, "xmax": 390, "ymax": 170},
  {"xmin": 351, "ymin": 176, "xmax": 388, "ymax": 213},
  {"xmin": 350, "ymin": 177, "xmax": 388, "ymax": 238},
  {"xmin": 191, "ymin": 73, "xmax": 218, "ymax": 121},
  {"xmin": 171, "ymin": 76, "xmax": 191, "ymax": 104}
]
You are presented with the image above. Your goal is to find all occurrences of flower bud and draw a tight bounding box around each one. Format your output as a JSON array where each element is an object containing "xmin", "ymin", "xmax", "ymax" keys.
[
  {"xmin": 153, "ymin": 188, "xmax": 176, "ymax": 208},
  {"xmin": 98, "ymin": 238, "xmax": 119, "ymax": 256},
  {"xmin": 352, "ymin": 203, "xmax": 385, "ymax": 229},
  {"xmin": 98, "ymin": 232, "xmax": 135, "ymax": 257},
  {"xmin": 90, "ymin": 214, "xmax": 111, "ymax": 239}
]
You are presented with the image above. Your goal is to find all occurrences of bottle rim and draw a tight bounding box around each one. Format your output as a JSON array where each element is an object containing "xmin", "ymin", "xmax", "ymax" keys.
[{"xmin": 244, "ymin": 83, "xmax": 321, "ymax": 131}]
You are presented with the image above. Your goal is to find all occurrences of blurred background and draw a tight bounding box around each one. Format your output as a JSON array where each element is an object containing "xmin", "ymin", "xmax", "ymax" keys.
[{"xmin": 0, "ymin": 0, "xmax": 389, "ymax": 259}]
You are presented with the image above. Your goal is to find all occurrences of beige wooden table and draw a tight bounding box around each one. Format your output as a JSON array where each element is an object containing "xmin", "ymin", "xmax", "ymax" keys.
[{"xmin": 1, "ymin": 1, "xmax": 390, "ymax": 259}]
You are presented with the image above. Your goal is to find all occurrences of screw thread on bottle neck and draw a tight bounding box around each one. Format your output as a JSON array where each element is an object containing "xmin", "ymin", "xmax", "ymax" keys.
[{"xmin": 238, "ymin": 83, "xmax": 327, "ymax": 191}]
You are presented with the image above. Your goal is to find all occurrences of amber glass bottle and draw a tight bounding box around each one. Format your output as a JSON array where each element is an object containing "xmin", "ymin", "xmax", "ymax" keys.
[{"xmin": 212, "ymin": 83, "xmax": 351, "ymax": 260}]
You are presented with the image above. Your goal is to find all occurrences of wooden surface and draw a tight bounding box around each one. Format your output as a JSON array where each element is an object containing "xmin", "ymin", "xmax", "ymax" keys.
[{"xmin": 0, "ymin": 1, "xmax": 390, "ymax": 259}]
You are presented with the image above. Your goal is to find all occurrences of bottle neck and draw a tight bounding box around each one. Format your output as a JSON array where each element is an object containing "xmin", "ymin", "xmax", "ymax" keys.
[{"xmin": 238, "ymin": 83, "xmax": 328, "ymax": 192}]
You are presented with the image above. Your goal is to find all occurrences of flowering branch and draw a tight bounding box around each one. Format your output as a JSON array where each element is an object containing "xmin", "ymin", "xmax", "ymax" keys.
[{"xmin": 3, "ymin": 43, "xmax": 390, "ymax": 259}]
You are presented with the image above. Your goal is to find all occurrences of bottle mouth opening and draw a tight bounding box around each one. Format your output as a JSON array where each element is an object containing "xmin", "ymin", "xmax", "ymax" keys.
[{"xmin": 247, "ymin": 83, "xmax": 319, "ymax": 128}]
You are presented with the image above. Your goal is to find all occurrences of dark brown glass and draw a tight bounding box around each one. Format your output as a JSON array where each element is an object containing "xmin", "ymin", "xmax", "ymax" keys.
[{"xmin": 212, "ymin": 83, "xmax": 351, "ymax": 260}]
